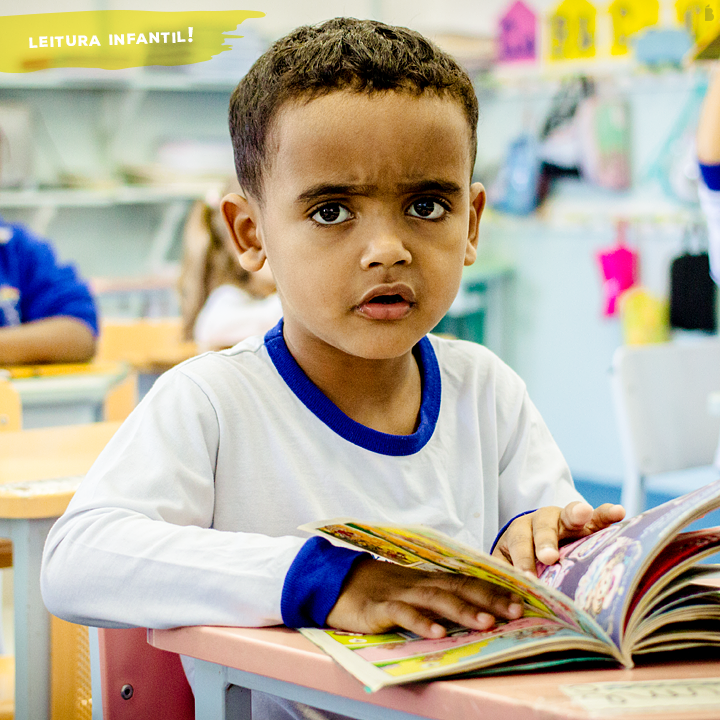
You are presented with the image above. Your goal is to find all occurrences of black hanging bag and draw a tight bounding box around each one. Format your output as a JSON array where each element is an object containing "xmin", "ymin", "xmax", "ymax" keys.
[{"xmin": 669, "ymin": 224, "xmax": 717, "ymax": 332}]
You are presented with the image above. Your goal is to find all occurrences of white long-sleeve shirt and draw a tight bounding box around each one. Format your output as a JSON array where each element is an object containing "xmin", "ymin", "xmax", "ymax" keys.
[{"xmin": 41, "ymin": 326, "xmax": 581, "ymax": 630}]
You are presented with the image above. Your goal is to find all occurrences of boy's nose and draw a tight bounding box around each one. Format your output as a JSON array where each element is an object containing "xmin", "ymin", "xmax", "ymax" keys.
[{"xmin": 360, "ymin": 230, "xmax": 412, "ymax": 270}]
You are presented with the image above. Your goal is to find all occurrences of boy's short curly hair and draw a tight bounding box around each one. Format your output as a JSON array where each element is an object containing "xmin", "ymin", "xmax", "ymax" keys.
[{"xmin": 229, "ymin": 17, "xmax": 479, "ymax": 201}]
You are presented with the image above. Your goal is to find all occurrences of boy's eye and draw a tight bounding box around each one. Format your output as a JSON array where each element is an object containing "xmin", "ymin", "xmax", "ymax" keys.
[
  {"xmin": 407, "ymin": 199, "xmax": 447, "ymax": 220},
  {"xmin": 311, "ymin": 203, "xmax": 351, "ymax": 225}
]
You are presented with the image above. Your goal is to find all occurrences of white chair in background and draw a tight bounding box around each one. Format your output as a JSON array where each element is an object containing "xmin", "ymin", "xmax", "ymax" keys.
[{"xmin": 610, "ymin": 339, "xmax": 720, "ymax": 517}]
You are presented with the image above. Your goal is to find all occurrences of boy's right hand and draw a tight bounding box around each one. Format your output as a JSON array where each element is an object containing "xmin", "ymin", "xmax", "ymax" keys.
[{"xmin": 325, "ymin": 558, "xmax": 524, "ymax": 638}]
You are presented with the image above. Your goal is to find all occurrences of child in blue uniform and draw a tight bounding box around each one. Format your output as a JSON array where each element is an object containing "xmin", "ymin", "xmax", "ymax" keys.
[
  {"xmin": 0, "ymin": 218, "xmax": 98, "ymax": 364},
  {"xmin": 698, "ymin": 60, "xmax": 720, "ymax": 283}
]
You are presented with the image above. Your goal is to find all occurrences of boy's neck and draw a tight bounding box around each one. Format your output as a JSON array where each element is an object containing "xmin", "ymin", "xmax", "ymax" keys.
[{"xmin": 283, "ymin": 331, "xmax": 423, "ymax": 436}]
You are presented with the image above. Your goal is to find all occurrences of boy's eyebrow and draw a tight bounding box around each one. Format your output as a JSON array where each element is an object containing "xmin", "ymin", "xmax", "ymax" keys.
[
  {"xmin": 398, "ymin": 179, "xmax": 464, "ymax": 196},
  {"xmin": 296, "ymin": 179, "xmax": 464, "ymax": 204},
  {"xmin": 296, "ymin": 184, "xmax": 373, "ymax": 203}
]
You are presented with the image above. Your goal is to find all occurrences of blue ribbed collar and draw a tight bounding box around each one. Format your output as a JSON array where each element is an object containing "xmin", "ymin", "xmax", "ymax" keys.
[
  {"xmin": 264, "ymin": 320, "xmax": 440, "ymax": 456},
  {"xmin": 700, "ymin": 162, "xmax": 720, "ymax": 192}
]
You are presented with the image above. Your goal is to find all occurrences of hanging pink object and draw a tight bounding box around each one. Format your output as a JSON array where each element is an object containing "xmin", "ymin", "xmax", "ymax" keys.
[
  {"xmin": 597, "ymin": 222, "xmax": 639, "ymax": 316},
  {"xmin": 498, "ymin": 1, "xmax": 538, "ymax": 62}
]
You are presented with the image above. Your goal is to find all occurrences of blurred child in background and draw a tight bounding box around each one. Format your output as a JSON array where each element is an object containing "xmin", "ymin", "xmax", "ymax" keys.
[
  {"xmin": 697, "ymin": 60, "xmax": 720, "ymax": 473},
  {"xmin": 178, "ymin": 180, "xmax": 282, "ymax": 351},
  {"xmin": 698, "ymin": 60, "xmax": 720, "ymax": 284},
  {"xmin": 0, "ymin": 130, "xmax": 97, "ymax": 365},
  {"xmin": 0, "ymin": 219, "xmax": 98, "ymax": 365}
]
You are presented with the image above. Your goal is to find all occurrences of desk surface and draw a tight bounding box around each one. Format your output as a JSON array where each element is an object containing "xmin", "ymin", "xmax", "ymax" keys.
[
  {"xmin": 1, "ymin": 361, "xmax": 126, "ymax": 381},
  {"xmin": 5, "ymin": 363, "xmax": 128, "ymax": 406},
  {"xmin": 149, "ymin": 625, "xmax": 720, "ymax": 720},
  {"xmin": 0, "ymin": 421, "xmax": 120, "ymax": 516}
]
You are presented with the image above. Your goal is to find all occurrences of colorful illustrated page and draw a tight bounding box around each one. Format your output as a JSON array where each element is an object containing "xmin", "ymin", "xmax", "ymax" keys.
[
  {"xmin": 302, "ymin": 616, "xmax": 609, "ymax": 691},
  {"xmin": 537, "ymin": 478, "xmax": 720, "ymax": 646},
  {"xmin": 304, "ymin": 520, "xmax": 607, "ymax": 641}
]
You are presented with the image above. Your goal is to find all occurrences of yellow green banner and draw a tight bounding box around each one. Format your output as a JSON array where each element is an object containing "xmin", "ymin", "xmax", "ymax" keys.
[{"xmin": 0, "ymin": 10, "xmax": 264, "ymax": 73}]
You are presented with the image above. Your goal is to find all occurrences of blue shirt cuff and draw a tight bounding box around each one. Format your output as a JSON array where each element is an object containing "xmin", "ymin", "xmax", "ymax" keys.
[
  {"xmin": 281, "ymin": 537, "xmax": 369, "ymax": 628},
  {"xmin": 490, "ymin": 510, "xmax": 536, "ymax": 554},
  {"xmin": 700, "ymin": 163, "xmax": 720, "ymax": 191}
]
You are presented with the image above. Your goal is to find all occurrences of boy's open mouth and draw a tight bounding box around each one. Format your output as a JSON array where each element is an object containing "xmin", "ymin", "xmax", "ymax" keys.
[
  {"xmin": 368, "ymin": 294, "xmax": 405, "ymax": 305},
  {"xmin": 356, "ymin": 285, "xmax": 415, "ymax": 321}
]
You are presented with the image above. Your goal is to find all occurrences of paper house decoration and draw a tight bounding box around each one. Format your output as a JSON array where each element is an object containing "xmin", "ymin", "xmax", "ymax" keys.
[
  {"xmin": 498, "ymin": 1, "xmax": 538, "ymax": 62},
  {"xmin": 548, "ymin": 0, "xmax": 597, "ymax": 61},
  {"xmin": 675, "ymin": 0, "xmax": 720, "ymax": 43},
  {"xmin": 608, "ymin": 0, "xmax": 659, "ymax": 55}
]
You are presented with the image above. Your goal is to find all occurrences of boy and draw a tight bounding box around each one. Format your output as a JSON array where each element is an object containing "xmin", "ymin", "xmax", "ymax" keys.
[{"xmin": 42, "ymin": 17, "xmax": 623, "ymax": 718}]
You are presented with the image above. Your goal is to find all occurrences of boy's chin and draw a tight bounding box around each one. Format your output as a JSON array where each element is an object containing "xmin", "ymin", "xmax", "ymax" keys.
[
  {"xmin": 337, "ymin": 326, "xmax": 433, "ymax": 360},
  {"xmin": 286, "ymin": 315, "xmax": 439, "ymax": 360}
]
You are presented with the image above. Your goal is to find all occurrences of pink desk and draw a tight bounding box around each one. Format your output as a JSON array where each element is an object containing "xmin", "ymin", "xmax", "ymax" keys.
[{"xmin": 149, "ymin": 625, "xmax": 720, "ymax": 720}]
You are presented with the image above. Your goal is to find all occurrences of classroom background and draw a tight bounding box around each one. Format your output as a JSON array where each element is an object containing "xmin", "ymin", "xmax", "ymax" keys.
[{"xmin": 2, "ymin": 0, "xmax": 719, "ymax": 499}]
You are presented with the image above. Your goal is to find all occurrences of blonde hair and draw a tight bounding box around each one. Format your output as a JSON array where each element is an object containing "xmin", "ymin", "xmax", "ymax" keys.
[{"xmin": 178, "ymin": 186, "xmax": 250, "ymax": 342}]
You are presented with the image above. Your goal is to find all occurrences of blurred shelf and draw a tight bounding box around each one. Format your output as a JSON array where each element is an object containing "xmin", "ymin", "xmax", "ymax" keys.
[
  {"xmin": 482, "ymin": 181, "xmax": 704, "ymax": 229},
  {"xmin": 0, "ymin": 184, "xmax": 215, "ymax": 208},
  {"xmin": 0, "ymin": 71, "xmax": 237, "ymax": 93}
]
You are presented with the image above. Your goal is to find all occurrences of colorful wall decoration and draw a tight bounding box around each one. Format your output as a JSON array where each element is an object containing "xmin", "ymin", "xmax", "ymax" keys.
[
  {"xmin": 498, "ymin": 0, "xmax": 538, "ymax": 62},
  {"xmin": 493, "ymin": 0, "xmax": 718, "ymax": 67},
  {"xmin": 608, "ymin": 0, "xmax": 659, "ymax": 55},
  {"xmin": 547, "ymin": 0, "xmax": 597, "ymax": 61},
  {"xmin": 675, "ymin": 0, "xmax": 720, "ymax": 43}
]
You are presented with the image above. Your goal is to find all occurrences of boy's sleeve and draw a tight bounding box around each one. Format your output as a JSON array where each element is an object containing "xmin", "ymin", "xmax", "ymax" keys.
[
  {"xmin": 13, "ymin": 227, "xmax": 99, "ymax": 335},
  {"xmin": 699, "ymin": 163, "xmax": 720, "ymax": 285},
  {"xmin": 281, "ymin": 537, "xmax": 368, "ymax": 627},
  {"xmin": 41, "ymin": 369, "xmax": 306, "ymax": 629}
]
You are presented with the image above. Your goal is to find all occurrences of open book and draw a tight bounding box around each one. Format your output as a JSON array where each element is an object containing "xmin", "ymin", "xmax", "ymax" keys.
[{"xmin": 298, "ymin": 478, "xmax": 720, "ymax": 692}]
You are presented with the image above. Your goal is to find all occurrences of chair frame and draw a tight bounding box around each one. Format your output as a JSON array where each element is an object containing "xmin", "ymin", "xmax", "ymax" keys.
[
  {"xmin": 610, "ymin": 340, "xmax": 720, "ymax": 516},
  {"xmin": 94, "ymin": 627, "xmax": 194, "ymax": 720}
]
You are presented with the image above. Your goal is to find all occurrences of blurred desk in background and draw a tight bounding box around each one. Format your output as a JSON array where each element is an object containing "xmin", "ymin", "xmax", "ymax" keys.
[
  {"xmin": 0, "ymin": 421, "xmax": 121, "ymax": 720},
  {"xmin": 96, "ymin": 317, "xmax": 197, "ymax": 398},
  {"xmin": 1, "ymin": 362, "xmax": 129, "ymax": 428},
  {"xmin": 96, "ymin": 317, "xmax": 197, "ymax": 372}
]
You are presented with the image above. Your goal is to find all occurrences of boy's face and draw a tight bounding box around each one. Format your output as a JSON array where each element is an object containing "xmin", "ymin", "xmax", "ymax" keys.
[{"xmin": 224, "ymin": 90, "xmax": 485, "ymax": 363}]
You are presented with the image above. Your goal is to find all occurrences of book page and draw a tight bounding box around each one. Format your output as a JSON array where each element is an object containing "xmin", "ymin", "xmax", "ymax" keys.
[
  {"xmin": 642, "ymin": 565, "xmax": 720, "ymax": 622},
  {"xmin": 300, "ymin": 518, "xmax": 611, "ymax": 644},
  {"xmin": 536, "ymin": 478, "xmax": 720, "ymax": 648},
  {"xmin": 301, "ymin": 616, "xmax": 613, "ymax": 692},
  {"xmin": 627, "ymin": 530, "xmax": 720, "ymax": 622}
]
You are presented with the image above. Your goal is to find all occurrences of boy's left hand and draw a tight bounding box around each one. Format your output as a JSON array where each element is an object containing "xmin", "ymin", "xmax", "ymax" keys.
[{"xmin": 492, "ymin": 501, "xmax": 626, "ymax": 575}]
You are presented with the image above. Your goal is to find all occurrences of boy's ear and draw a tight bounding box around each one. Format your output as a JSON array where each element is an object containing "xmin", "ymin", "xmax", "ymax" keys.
[
  {"xmin": 464, "ymin": 182, "xmax": 486, "ymax": 267},
  {"xmin": 220, "ymin": 192, "xmax": 267, "ymax": 272}
]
